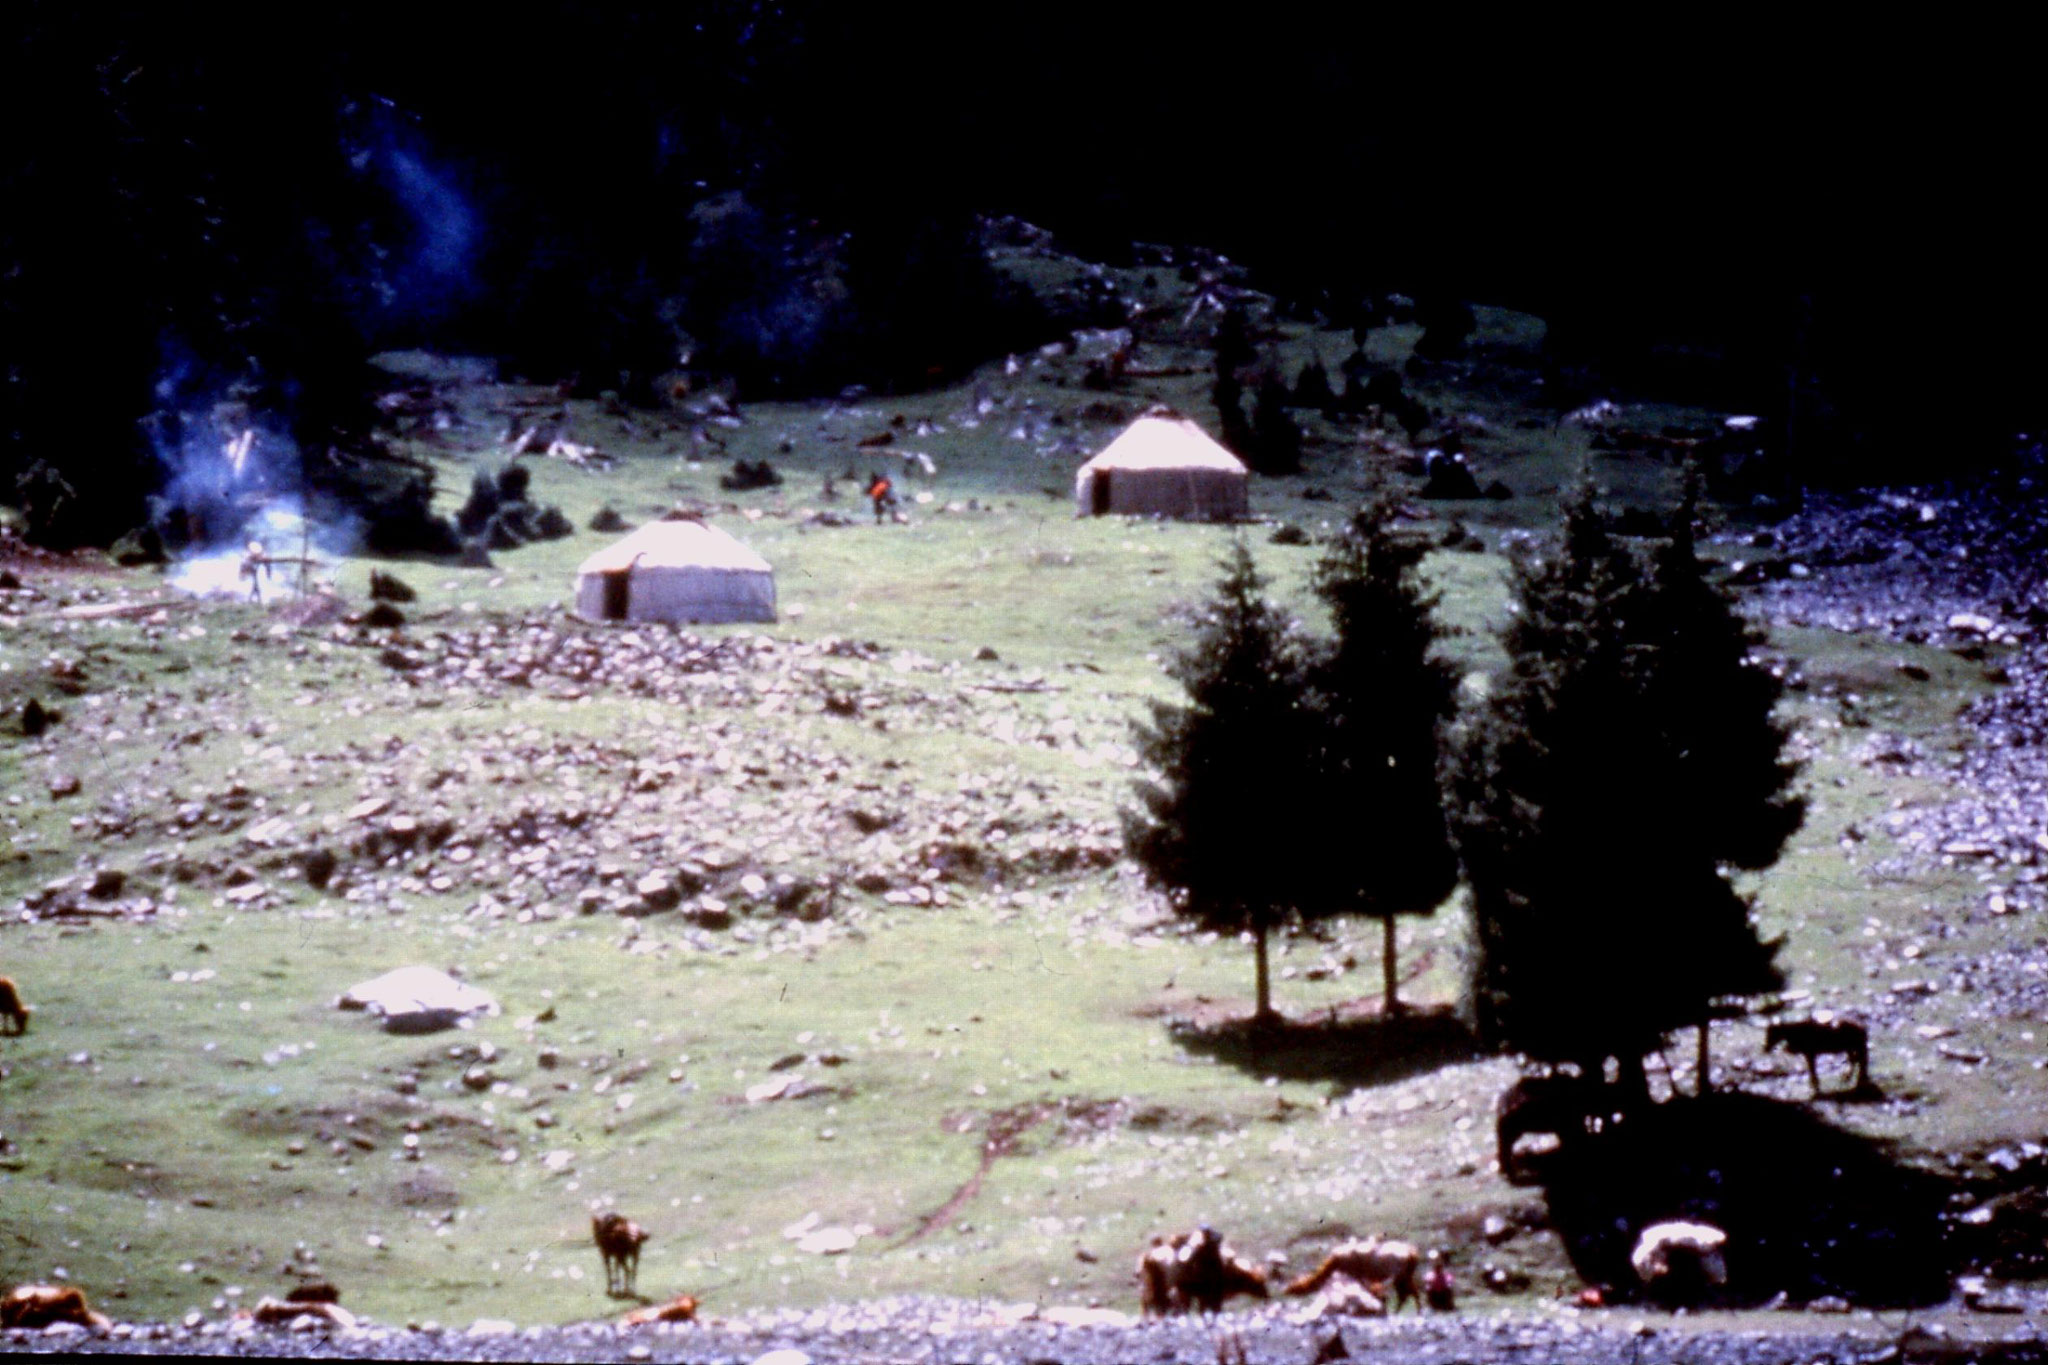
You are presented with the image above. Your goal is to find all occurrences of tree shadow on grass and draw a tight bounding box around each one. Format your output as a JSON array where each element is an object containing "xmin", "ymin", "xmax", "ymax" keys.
[
  {"xmin": 1533, "ymin": 1090, "xmax": 1953, "ymax": 1307},
  {"xmin": 1167, "ymin": 1004, "xmax": 1480, "ymax": 1094}
]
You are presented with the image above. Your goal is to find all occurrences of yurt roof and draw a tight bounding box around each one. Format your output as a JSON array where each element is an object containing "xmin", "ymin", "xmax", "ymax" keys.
[
  {"xmin": 576, "ymin": 517, "xmax": 773, "ymax": 575},
  {"xmin": 1079, "ymin": 412, "xmax": 1247, "ymax": 474}
]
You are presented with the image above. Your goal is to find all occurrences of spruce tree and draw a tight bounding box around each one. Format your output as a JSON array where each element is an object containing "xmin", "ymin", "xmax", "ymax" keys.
[
  {"xmin": 1444, "ymin": 476, "xmax": 1796, "ymax": 1085},
  {"xmin": 1250, "ymin": 371, "xmax": 1302, "ymax": 475},
  {"xmin": 1306, "ymin": 489, "xmax": 1462, "ymax": 1013},
  {"xmin": 1293, "ymin": 356, "xmax": 1334, "ymax": 414},
  {"xmin": 1124, "ymin": 540, "xmax": 1314, "ymax": 1022},
  {"xmin": 1212, "ymin": 300, "xmax": 1256, "ymax": 377},
  {"xmin": 1212, "ymin": 365, "xmax": 1255, "ymax": 460},
  {"xmin": 1635, "ymin": 467, "xmax": 1806, "ymax": 1085}
]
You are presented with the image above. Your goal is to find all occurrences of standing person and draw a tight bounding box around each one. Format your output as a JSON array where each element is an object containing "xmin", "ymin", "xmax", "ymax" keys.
[{"xmin": 867, "ymin": 470, "xmax": 897, "ymax": 524}]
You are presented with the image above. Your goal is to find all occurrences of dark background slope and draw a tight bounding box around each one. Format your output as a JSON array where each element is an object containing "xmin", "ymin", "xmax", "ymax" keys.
[{"xmin": 3, "ymin": 4, "xmax": 2038, "ymax": 539}]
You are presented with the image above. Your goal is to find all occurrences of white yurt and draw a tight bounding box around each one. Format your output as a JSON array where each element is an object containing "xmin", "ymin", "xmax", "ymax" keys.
[
  {"xmin": 573, "ymin": 515, "xmax": 777, "ymax": 624},
  {"xmin": 1073, "ymin": 409, "xmax": 1249, "ymax": 521}
]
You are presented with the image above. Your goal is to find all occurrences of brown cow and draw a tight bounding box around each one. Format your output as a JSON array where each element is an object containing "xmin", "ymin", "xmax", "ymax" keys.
[
  {"xmin": 1, "ymin": 1284, "xmax": 111, "ymax": 1330},
  {"xmin": 1285, "ymin": 1237, "xmax": 1422, "ymax": 1312},
  {"xmin": 1137, "ymin": 1225, "xmax": 1270, "ymax": 1316},
  {"xmin": 0, "ymin": 976, "xmax": 31, "ymax": 1035},
  {"xmin": 593, "ymin": 1211, "xmax": 650, "ymax": 1297}
]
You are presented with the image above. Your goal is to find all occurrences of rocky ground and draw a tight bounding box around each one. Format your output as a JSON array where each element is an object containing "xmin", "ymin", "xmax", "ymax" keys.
[
  {"xmin": 1750, "ymin": 445, "xmax": 2048, "ymax": 925},
  {"xmin": 9, "ymin": 1294, "xmax": 2048, "ymax": 1364}
]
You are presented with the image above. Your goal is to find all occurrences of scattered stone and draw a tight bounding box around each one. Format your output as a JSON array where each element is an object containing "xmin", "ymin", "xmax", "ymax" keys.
[
  {"xmin": 336, "ymin": 967, "xmax": 498, "ymax": 1033},
  {"xmin": 300, "ymin": 848, "xmax": 339, "ymax": 889},
  {"xmin": 634, "ymin": 872, "xmax": 681, "ymax": 913},
  {"xmin": 796, "ymin": 1226, "xmax": 859, "ymax": 1255}
]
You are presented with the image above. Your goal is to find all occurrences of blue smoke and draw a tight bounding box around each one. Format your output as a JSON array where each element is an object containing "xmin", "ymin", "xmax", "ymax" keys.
[{"xmin": 342, "ymin": 98, "xmax": 480, "ymax": 331}]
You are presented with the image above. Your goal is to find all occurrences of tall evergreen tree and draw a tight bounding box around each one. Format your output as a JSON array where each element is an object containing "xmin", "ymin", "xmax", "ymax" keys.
[
  {"xmin": 1212, "ymin": 364, "xmax": 1255, "ymax": 460},
  {"xmin": 1249, "ymin": 370, "xmax": 1303, "ymax": 475},
  {"xmin": 1124, "ymin": 540, "xmax": 1315, "ymax": 1022},
  {"xmin": 1306, "ymin": 489, "xmax": 1462, "ymax": 1013},
  {"xmin": 1635, "ymin": 467, "xmax": 1806, "ymax": 1085},
  {"xmin": 1212, "ymin": 300, "xmax": 1256, "ymax": 378},
  {"xmin": 1293, "ymin": 356, "xmax": 1334, "ymax": 415},
  {"xmin": 1444, "ymin": 476, "xmax": 1796, "ymax": 1084}
]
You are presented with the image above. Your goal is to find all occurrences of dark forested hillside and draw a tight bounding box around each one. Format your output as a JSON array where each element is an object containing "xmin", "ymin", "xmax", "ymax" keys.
[{"xmin": 3, "ymin": 6, "xmax": 2039, "ymax": 545}]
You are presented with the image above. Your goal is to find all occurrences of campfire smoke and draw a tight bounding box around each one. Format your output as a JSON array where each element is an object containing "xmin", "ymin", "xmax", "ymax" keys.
[
  {"xmin": 166, "ymin": 500, "xmax": 342, "ymax": 603},
  {"xmin": 150, "ymin": 377, "xmax": 358, "ymax": 602}
]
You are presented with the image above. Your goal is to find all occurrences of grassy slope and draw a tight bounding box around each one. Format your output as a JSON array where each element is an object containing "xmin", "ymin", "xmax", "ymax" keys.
[{"xmin": 0, "ymin": 251, "xmax": 2035, "ymax": 1327}]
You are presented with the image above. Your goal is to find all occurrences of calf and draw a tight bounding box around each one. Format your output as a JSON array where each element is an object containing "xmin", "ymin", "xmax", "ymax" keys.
[
  {"xmin": 593, "ymin": 1211, "xmax": 650, "ymax": 1297},
  {"xmin": 0, "ymin": 976, "xmax": 30, "ymax": 1035},
  {"xmin": 1765, "ymin": 1018, "xmax": 1871, "ymax": 1095}
]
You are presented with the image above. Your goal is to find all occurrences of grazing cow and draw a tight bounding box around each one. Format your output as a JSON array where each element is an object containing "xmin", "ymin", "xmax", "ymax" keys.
[
  {"xmin": 1136, "ymin": 1225, "xmax": 1270, "ymax": 1316},
  {"xmin": 1, "ymin": 1284, "xmax": 111, "ymax": 1330},
  {"xmin": 1766, "ymin": 1018, "xmax": 1871, "ymax": 1095},
  {"xmin": 1284, "ymin": 1237, "xmax": 1422, "ymax": 1312},
  {"xmin": 0, "ymin": 976, "xmax": 30, "ymax": 1035},
  {"xmin": 619, "ymin": 1293, "xmax": 699, "ymax": 1328},
  {"xmin": 1630, "ymin": 1221, "xmax": 1728, "ymax": 1305},
  {"xmin": 593, "ymin": 1212, "xmax": 650, "ymax": 1297}
]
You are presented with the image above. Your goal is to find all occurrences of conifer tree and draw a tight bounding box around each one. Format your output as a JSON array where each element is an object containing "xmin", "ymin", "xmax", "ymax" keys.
[
  {"xmin": 1293, "ymin": 356, "xmax": 1334, "ymax": 414},
  {"xmin": 1212, "ymin": 300, "xmax": 1256, "ymax": 377},
  {"xmin": 1444, "ymin": 475, "xmax": 1797, "ymax": 1084},
  {"xmin": 1124, "ymin": 540, "xmax": 1314, "ymax": 1022},
  {"xmin": 1250, "ymin": 370, "xmax": 1302, "ymax": 475},
  {"xmin": 1306, "ymin": 489, "xmax": 1462, "ymax": 1013},
  {"xmin": 1635, "ymin": 467, "xmax": 1806, "ymax": 1085},
  {"xmin": 1212, "ymin": 365, "xmax": 1256, "ymax": 460}
]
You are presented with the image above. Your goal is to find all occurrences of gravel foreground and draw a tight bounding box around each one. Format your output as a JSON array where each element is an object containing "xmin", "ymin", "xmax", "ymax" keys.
[{"xmin": 7, "ymin": 1297, "xmax": 2048, "ymax": 1365}]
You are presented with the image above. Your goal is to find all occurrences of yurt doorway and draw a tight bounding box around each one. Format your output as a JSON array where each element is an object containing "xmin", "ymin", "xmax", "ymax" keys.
[
  {"xmin": 1091, "ymin": 470, "xmax": 1112, "ymax": 515},
  {"xmin": 599, "ymin": 569, "xmax": 632, "ymax": 620}
]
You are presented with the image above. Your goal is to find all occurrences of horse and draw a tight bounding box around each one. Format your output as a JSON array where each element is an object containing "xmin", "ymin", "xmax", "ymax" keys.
[{"xmin": 1765, "ymin": 1017, "xmax": 1871, "ymax": 1095}]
